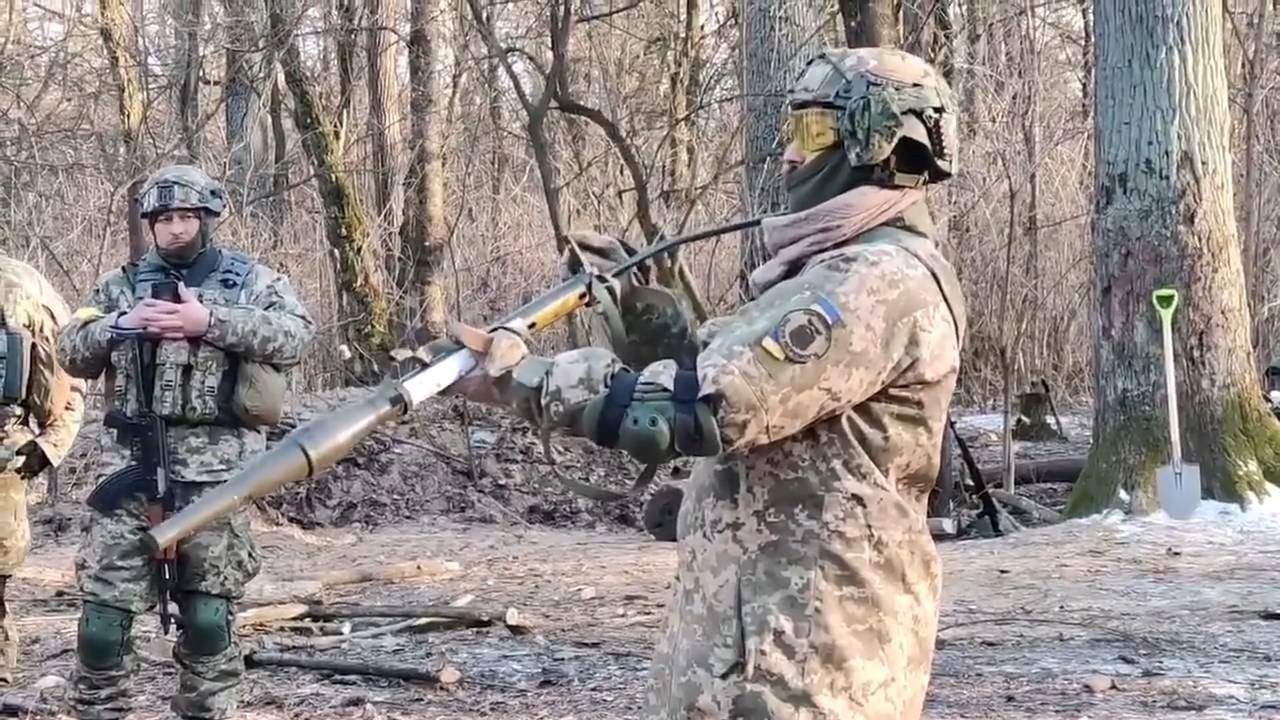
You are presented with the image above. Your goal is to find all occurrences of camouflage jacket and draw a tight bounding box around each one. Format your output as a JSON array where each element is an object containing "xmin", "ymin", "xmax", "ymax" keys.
[
  {"xmin": 57, "ymin": 246, "xmax": 314, "ymax": 483},
  {"xmin": 0, "ymin": 255, "xmax": 85, "ymax": 469},
  {"xmin": 500, "ymin": 200, "xmax": 966, "ymax": 719}
]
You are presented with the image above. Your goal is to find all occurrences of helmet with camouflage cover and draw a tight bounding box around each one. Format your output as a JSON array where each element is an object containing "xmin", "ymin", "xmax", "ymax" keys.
[
  {"xmin": 785, "ymin": 47, "xmax": 956, "ymax": 186},
  {"xmin": 136, "ymin": 164, "xmax": 227, "ymax": 219}
]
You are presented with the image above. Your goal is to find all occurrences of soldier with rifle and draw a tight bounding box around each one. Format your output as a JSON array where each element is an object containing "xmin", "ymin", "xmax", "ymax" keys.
[
  {"xmin": 56, "ymin": 164, "xmax": 315, "ymax": 720},
  {"xmin": 0, "ymin": 252, "xmax": 85, "ymax": 684}
]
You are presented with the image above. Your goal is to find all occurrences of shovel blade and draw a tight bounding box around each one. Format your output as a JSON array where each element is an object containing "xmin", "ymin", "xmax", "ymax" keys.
[{"xmin": 1156, "ymin": 463, "xmax": 1201, "ymax": 519}]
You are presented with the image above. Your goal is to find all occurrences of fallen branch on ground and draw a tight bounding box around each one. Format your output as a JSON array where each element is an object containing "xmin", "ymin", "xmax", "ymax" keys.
[
  {"xmin": 989, "ymin": 489, "xmax": 1062, "ymax": 523},
  {"xmin": 0, "ymin": 694, "xmax": 58, "ymax": 716},
  {"xmin": 281, "ymin": 559, "xmax": 460, "ymax": 586},
  {"xmin": 241, "ymin": 559, "xmax": 461, "ymax": 608},
  {"xmin": 246, "ymin": 652, "xmax": 462, "ymax": 685}
]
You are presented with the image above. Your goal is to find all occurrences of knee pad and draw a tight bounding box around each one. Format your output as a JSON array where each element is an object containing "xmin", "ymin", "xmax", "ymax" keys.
[
  {"xmin": 178, "ymin": 593, "xmax": 232, "ymax": 656},
  {"xmin": 77, "ymin": 602, "xmax": 133, "ymax": 670}
]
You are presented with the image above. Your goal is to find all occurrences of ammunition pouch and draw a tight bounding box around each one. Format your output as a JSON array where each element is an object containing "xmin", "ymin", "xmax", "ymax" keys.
[
  {"xmin": 117, "ymin": 247, "xmax": 287, "ymax": 428},
  {"xmin": 0, "ymin": 322, "xmax": 31, "ymax": 408},
  {"xmin": 230, "ymin": 360, "xmax": 287, "ymax": 427}
]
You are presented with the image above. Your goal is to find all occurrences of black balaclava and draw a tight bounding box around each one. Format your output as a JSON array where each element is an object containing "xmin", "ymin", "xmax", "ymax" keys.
[{"xmin": 784, "ymin": 145, "xmax": 872, "ymax": 213}]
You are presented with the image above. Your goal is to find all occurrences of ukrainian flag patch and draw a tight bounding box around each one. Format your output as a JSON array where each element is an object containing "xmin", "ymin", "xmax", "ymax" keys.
[
  {"xmin": 759, "ymin": 295, "xmax": 843, "ymax": 363},
  {"xmin": 72, "ymin": 307, "xmax": 106, "ymax": 322}
]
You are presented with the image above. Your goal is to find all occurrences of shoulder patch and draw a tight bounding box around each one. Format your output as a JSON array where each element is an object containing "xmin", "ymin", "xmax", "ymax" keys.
[
  {"xmin": 759, "ymin": 295, "xmax": 843, "ymax": 363},
  {"xmin": 72, "ymin": 307, "xmax": 106, "ymax": 322}
]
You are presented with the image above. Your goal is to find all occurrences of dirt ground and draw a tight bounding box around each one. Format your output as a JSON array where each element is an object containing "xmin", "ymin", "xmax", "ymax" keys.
[
  {"xmin": 8, "ymin": 398, "xmax": 1280, "ymax": 719},
  {"xmin": 4, "ymin": 505, "xmax": 1279, "ymax": 720}
]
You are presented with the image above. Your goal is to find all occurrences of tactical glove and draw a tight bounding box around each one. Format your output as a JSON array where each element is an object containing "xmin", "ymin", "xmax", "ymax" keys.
[
  {"xmin": 13, "ymin": 441, "xmax": 48, "ymax": 479},
  {"xmin": 578, "ymin": 367, "xmax": 722, "ymax": 465},
  {"xmin": 437, "ymin": 322, "xmax": 534, "ymax": 406}
]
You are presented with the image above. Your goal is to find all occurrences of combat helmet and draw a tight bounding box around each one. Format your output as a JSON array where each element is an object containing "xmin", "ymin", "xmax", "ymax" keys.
[
  {"xmin": 785, "ymin": 47, "xmax": 956, "ymax": 187},
  {"xmin": 136, "ymin": 164, "xmax": 227, "ymax": 219}
]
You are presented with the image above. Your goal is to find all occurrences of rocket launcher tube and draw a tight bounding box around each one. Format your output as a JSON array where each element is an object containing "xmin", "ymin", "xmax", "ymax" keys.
[{"xmin": 143, "ymin": 217, "xmax": 764, "ymax": 554}]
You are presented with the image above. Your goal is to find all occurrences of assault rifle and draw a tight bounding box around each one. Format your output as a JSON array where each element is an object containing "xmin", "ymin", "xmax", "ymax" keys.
[
  {"xmin": 143, "ymin": 218, "xmax": 764, "ymax": 554},
  {"xmin": 87, "ymin": 278, "xmax": 180, "ymax": 634}
]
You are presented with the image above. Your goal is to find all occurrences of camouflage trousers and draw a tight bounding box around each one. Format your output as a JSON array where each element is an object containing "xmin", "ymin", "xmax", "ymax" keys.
[
  {"xmin": 0, "ymin": 472, "xmax": 31, "ymax": 574},
  {"xmin": 0, "ymin": 472, "xmax": 28, "ymax": 683},
  {"xmin": 70, "ymin": 481, "xmax": 261, "ymax": 720}
]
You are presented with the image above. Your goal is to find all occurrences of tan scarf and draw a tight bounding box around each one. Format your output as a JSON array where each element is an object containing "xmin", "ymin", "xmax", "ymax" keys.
[{"xmin": 748, "ymin": 184, "xmax": 925, "ymax": 295}]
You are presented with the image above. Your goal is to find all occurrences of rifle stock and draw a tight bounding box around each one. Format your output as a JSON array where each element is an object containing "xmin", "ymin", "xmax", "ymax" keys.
[{"xmin": 144, "ymin": 217, "xmax": 765, "ymax": 554}]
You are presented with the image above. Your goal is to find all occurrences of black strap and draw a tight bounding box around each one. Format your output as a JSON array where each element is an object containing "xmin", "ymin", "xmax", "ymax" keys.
[
  {"xmin": 125, "ymin": 246, "xmax": 240, "ymax": 295},
  {"xmin": 595, "ymin": 368, "xmax": 639, "ymax": 448},
  {"xmin": 180, "ymin": 247, "xmax": 224, "ymax": 288},
  {"xmin": 671, "ymin": 369, "xmax": 700, "ymax": 450}
]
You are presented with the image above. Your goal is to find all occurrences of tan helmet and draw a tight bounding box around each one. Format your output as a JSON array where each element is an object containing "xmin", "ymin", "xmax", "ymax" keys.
[
  {"xmin": 786, "ymin": 47, "xmax": 957, "ymax": 184},
  {"xmin": 136, "ymin": 164, "xmax": 227, "ymax": 219}
]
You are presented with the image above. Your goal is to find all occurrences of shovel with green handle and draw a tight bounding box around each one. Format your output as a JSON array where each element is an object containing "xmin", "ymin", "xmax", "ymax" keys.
[{"xmin": 1153, "ymin": 288, "xmax": 1201, "ymax": 519}]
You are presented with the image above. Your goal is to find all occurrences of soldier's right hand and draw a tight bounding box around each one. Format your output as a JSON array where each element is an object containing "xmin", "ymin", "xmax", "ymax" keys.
[
  {"xmin": 439, "ymin": 322, "xmax": 532, "ymax": 405},
  {"xmin": 115, "ymin": 300, "xmax": 185, "ymax": 337}
]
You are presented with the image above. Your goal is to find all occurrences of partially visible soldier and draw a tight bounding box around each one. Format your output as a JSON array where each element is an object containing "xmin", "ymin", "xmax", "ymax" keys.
[
  {"xmin": 0, "ymin": 253, "xmax": 85, "ymax": 684},
  {"xmin": 442, "ymin": 47, "xmax": 965, "ymax": 719},
  {"xmin": 57, "ymin": 164, "xmax": 315, "ymax": 720}
]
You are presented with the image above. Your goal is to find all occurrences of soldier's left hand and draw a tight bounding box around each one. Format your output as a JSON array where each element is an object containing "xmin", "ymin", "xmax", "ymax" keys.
[
  {"xmin": 161, "ymin": 283, "xmax": 212, "ymax": 339},
  {"xmin": 13, "ymin": 441, "xmax": 49, "ymax": 479}
]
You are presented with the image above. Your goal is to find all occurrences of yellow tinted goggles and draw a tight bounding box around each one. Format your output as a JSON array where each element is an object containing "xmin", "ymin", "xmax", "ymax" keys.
[{"xmin": 783, "ymin": 107, "xmax": 840, "ymax": 157}]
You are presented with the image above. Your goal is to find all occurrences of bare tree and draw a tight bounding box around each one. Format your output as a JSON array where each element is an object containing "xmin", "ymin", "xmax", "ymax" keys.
[
  {"xmin": 173, "ymin": 0, "xmax": 203, "ymax": 160},
  {"xmin": 223, "ymin": 0, "xmax": 274, "ymax": 205},
  {"xmin": 98, "ymin": 0, "xmax": 148, "ymax": 259},
  {"xmin": 738, "ymin": 0, "xmax": 825, "ymax": 286},
  {"xmin": 268, "ymin": 0, "xmax": 391, "ymax": 381},
  {"xmin": 1068, "ymin": 0, "xmax": 1280, "ymax": 514},
  {"xmin": 666, "ymin": 0, "xmax": 703, "ymax": 213},
  {"xmin": 367, "ymin": 0, "xmax": 403, "ymax": 230},
  {"xmin": 402, "ymin": 0, "xmax": 449, "ymax": 341},
  {"xmin": 839, "ymin": 0, "xmax": 899, "ymax": 47}
]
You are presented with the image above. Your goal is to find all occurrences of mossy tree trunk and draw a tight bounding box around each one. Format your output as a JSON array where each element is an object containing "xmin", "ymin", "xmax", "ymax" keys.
[
  {"xmin": 1067, "ymin": 0, "xmax": 1280, "ymax": 517},
  {"xmin": 268, "ymin": 0, "xmax": 391, "ymax": 382}
]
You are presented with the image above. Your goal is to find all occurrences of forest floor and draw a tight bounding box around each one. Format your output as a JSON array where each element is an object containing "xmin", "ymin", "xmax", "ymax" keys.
[{"xmin": 4, "ymin": 392, "xmax": 1279, "ymax": 719}]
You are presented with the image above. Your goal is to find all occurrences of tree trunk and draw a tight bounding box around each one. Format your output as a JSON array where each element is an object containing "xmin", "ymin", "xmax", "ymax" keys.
[
  {"xmin": 484, "ymin": 0, "xmax": 505, "ymax": 200},
  {"xmin": 838, "ymin": 0, "xmax": 899, "ymax": 47},
  {"xmin": 268, "ymin": 0, "xmax": 391, "ymax": 381},
  {"xmin": 1067, "ymin": 0, "xmax": 1280, "ymax": 516},
  {"xmin": 402, "ymin": 0, "xmax": 449, "ymax": 342},
  {"xmin": 269, "ymin": 64, "xmax": 289, "ymax": 220},
  {"xmin": 224, "ymin": 0, "xmax": 273, "ymax": 207},
  {"xmin": 335, "ymin": 0, "xmax": 359, "ymax": 145},
  {"xmin": 173, "ymin": 0, "xmax": 203, "ymax": 160},
  {"xmin": 666, "ymin": 0, "xmax": 702, "ymax": 214},
  {"xmin": 1241, "ymin": 0, "xmax": 1270, "ymax": 366},
  {"xmin": 367, "ymin": 0, "xmax": 403, "ymax": 234},
  {"xmin": 98, "ymin": 0, "xmax": 147, "ymax": 258},
  {"xmin": 738, "ymin": 0, "xmax": 825, "ymax": 290}
]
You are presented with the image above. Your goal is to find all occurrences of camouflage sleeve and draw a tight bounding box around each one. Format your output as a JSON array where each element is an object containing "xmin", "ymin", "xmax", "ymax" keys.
[
  {"xmin": 610, "ymin": 286, "xmax": 701, "ymax": 369},
  {"xmin": 696, "ymin": 246, "xmax": 957, "ymax": 452},
  {"xmin": 56, "ymin": 276, "xmax": 126, "ymax": 380},
  {"xmin": 203, "ymin": 266, "xmax": 315, "ymax": 368},
  {"xmin": 29, "ymin": 289, "xmax": 85, "ymax": 467},
  {"xmin": 498, "ymin": 348, "xmax": 624, "ymax": 433}
]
